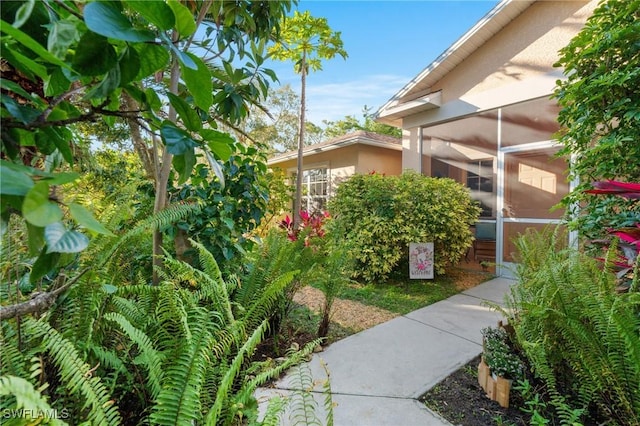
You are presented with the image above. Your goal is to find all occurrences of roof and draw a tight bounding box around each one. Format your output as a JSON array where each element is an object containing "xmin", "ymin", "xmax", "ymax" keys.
[
  {"xmin": 376, "ymin": 0, "xmax": 535, "ymax": 125},
  {"xmin": 267, "ymin": 130, "xmax": 401, "ymax": 165}
]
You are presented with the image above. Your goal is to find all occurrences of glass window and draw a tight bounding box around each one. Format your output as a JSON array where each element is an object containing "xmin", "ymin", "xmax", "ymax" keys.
[
  {"xmin": 466, "ymin": 159, "xmax": 494, "ymax": 217},
  {"xmin": 293, "ymin": 168, "xmax": 329, "ymax": 213}
]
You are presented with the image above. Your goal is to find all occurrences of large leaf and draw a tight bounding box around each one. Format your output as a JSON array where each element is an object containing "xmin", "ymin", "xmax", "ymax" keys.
[
  {"xmin": 84, "ymin": 1, "xmax": 155, "ymax": 42},
  {"xmin": 0, "ymin": 19, "xmax": 71, "ymax": 69},
  {"xmin": 12, "ymin": 0, "xmax": 35, "ymax": 29},
  {"xmin": 180, "ymin": 52, "xmax": 212, "ymax": 110},
  {"xmin": 30, "ymin": 247, "xmax": 60, "ymax": 283},
  {"xmin": 167, "ymin": 0, "xmax": 196, "ymax": 37},
  {"xmin": 22, "ymin": 182, "xmax": 63, "ymax": 227},
  {"xmin": 69, "ymin": 203, "xmax": 113, "ymax": 235},
  {"xmin": 26, "ymin": 222, "xmax": 44, "ymax": 256},
  {"xmin": 126, "ymin": 0, "xmax": 175, "ymax": 31},
  {"xmin": 72, "ymin": 31, "xmax": 117, "ymax": 76},
  {"xmin": 172, "ymin": 149, "xmax": 196, "ymax": 184},
  {"xmin": 167, "ymin": 93, "xmax": 201, "ymax": 131},
  {"xmin": 1, "ymin": 94, "xmax": 40, "ymax": 124},
  {"xmin": 161, "ymin": 123, "xmax": 197, "ymax": 155},
  {"xmin": 0, "ymin": 163, "xmax": 34, "ymax": 195},
  {"xmin": 47, "ymin": 17, "xmax": 80, "ymax": 59},
  {"xmin": 134, "ymin": 43, "xmax": 170, "ymax": 79},
  {"xmin": 44, "ymin": 68, "xmax": 72, "ymax": 97},
  {"xmin": 118, "ymin": 46, "xmax": 140, "ymax": 86},
  {"xmin": 45, "ymin": 222, "xmax": 89, "ymax": 253},
  {"xmin": 201, "ymin": 129, "xmax": 234, "ymax": 161}
]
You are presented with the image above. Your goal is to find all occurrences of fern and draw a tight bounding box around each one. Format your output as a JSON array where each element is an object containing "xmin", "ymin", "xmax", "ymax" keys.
[
  {"xmin": 0, "ymin": 375, "xmax": 68, "ymax": 426},
  {"xmin": 507, "ymin": 228, "xmax": 640, "ymax": 425},
  {"xmin": 25, "ymin": 318, "xmax": 121, "ymax": 426},
  {"xmin": 287, "ymin": 363, "xmax": 323, "ymax": 426},
  {"xmin": 149, "ymin": 309, "xmax": 213, "ymax": 426}
]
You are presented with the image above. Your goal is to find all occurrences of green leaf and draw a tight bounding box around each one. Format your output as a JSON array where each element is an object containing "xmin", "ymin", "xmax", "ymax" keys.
[
  {"xmin": 40, "ymin": 171, "xmax": 79, "ymax": 186},
  {"xmin": 47, "ymin": 17, "xmax": 80, "ymax": 59},
  {"xmin": 126, "ymin": 0, "xmax": 175, "ymax": 31},
  {"xmin": 1, "ymin": 94, "xmax": 40, "ymax": 124},
  {"xmin": 84, "ymin": 1, "xmax": 155, "ymax": 42},
  {"xmin": 167, "ymin": 0, "xmax": 196, "ymax": 37},
  {"xmin": 72, "ymin": 31, "xmax": 118, "ymax": 76},
  {"xmin": 39, "ymin": 127, "xmax": 74, "ymax": 165},
  {"xmin": 45, "ymin": 222, "xmax": 89, "ymax": 253},
  {"xmin": 102, "ymin": 284, "xmax": 118, "ymax": 294},
  {"xmin": 26, "ymin": 222, "xmax": 44, "ymax": 256},
  {"xmin": 22, "ymin": 182, "xmax": 63, "ymax": 227},
  {"xmin": 0, "ymin": 19, "xmax": 71, "ymax": 69},
  {"xmin": 134, "ymin": 43, "xmax": 170, "ymax": 79},
  {"xmin": 167, "ymin": 93, "xmax": 202, "ymax": 131},
  {"xmin": 201, "ymin": 130, "xmax": 234, "ymax": 161},
  {"xmin": 69, "ymin": 203, "xmax": 113, "ymax": 235},
  {"xmin": 144, "ymin": 87, "xmax": 162, "ymax": 111},
  {"xmin": 205, "ymin": 151, "xmax": 225, "ymax": 190},
  {"xmin": 180, "ymin": 52, "xmax": 212, "ymax": 110},
  {"xmin": 1, "ymin": 45, "xmax": 47, "ymax": 80},
  {"xmin": 85, "ymin": 66, "xmax": 121, "ymax": 100},
  {"xmin": 30, "ymin": 248, "xmax": 60, "ymax": 283},
  {"xmin": 118, "ymin": 46, "xmax": 140, "ymax": 86},
  {"xmin": 44, "ymin": 68, "xmax": 72, "ymax": 97},
  {"xmin": 0, "ymin": 163, "xmax": 34, "ymax": 195},
  {"xmin": 161, "ymin": 123, "xmax": 197, "ymax": 155},
  {"xmin": 0, "ymin": 78, "xmax": 40, "ymax": 104},
  {"xmin": 172, "ymin": 149, "xmax": 196, "ymax": 184},
  {"xmin": 12, "ymin": 0, "xmax": 35, "ymax": 29}
]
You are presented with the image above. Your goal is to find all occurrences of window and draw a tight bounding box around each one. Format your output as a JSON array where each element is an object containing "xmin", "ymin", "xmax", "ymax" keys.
[
  {"xmin": 292, "ymin": 168, "xmax": 329, "ymax": 213},
  {"xmin": 467, "ymin": 160, "xmax": 494, "ymax": 218}
]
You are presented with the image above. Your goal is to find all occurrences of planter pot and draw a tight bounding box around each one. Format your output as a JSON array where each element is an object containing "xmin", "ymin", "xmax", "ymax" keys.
[{"xmin": 478, "ymin": 359, "xmax": 511, "ymax": 408}]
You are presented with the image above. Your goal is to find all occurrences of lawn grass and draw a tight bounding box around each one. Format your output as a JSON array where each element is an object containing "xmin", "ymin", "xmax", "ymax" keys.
[{"xmin": 310, "ymin": 268, "xmax": 492, "ymax": 315}]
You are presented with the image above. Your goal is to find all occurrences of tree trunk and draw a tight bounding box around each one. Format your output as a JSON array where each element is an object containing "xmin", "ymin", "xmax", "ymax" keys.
[
  {"xmin": 293, "ymin": 55, "xmax": 307, "ymax": 228},
  {"xmin": 152, "ymin": 44, "xmax": 180, "ymax": 285},
  {"xmin": 122, "ymin": 92, "xmax": 157, "ymax": 182}
]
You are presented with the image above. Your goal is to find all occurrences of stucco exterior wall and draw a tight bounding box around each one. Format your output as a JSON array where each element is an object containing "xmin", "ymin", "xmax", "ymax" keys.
[{"xmin": 355, "ymin": 145, "xmax": 402, "ymax": 175}]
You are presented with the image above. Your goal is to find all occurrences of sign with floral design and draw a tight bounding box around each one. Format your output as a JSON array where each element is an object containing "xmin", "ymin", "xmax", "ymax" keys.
[{"xmin": 409, "ymin": 242, "xmax": 434, "ymax": 279}]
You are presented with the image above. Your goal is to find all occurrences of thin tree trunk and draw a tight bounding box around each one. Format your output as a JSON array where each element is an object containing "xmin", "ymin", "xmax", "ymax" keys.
[
  {"xmin": 152, "ymin": 44, "xmax": 180, "ymax": 285},
  {"xmin": 293, "ymin": 55, "xmax": 307, "ymax": 228},
  {"xmin": 122, "ymin": 92, "xmax": 157, "ymax": 182}
]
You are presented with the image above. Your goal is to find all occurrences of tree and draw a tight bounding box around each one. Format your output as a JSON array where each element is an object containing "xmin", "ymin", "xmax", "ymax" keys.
[
  {"xmin": 554, "ymin": 0, "xmax": 640, "ymax": 237},
  {"xmin": 268, "ymin": 10, "xmax": 347, "ymax": 226},
  {"xmin": 323, "ymin": 106, "xmax": 402, "ymax": 139},
  {"xmin": 1, "ymin": 0, "xmax": 294, "ymax": 286},
  {"xmin": 234, "ymin": 85, "xmax": 323, "ymax": 153}
]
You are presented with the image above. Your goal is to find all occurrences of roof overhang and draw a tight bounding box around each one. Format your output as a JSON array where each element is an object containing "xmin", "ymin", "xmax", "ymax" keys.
[
  {"xmin": 376, "ymin": 91, "xmax": 442, "ymax": 124},
  {"xmin": 375, "ymin": 0, "xmax": 535, "ymax": 126},
  {"xmin": 268, "ymin": 133, "xmax": 401, "ymax": 166}
]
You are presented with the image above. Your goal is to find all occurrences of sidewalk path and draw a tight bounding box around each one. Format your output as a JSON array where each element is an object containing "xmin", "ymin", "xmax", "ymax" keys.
[{"xmin": 256, "ymin": 277, "xmax": 515, "ymax": 426}]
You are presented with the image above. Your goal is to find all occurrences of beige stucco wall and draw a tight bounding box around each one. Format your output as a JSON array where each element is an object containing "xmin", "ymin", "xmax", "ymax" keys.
[
  {"xmin": 269, "ymin": 143, "xmax": 401, "ymax": 195},
  {"xmin": 401, "ymin": 1, "xmax": 596, "ymax": 130}
]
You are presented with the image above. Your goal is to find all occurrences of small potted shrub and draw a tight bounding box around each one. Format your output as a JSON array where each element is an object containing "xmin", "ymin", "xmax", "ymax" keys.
[{"xmin": 478, "ymin": 325, "xmax": 524, "ymax": 407}]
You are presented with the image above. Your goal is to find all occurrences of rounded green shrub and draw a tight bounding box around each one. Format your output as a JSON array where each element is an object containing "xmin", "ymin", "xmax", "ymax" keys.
[{"xmin": 328, "ymin": 171, "xmax": 481, "ymax": 282}]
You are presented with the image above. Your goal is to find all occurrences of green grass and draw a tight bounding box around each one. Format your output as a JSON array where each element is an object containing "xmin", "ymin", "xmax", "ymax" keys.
[{"xmin": 310, "ymin": 269, "xmax": 492, "ymax": 315}]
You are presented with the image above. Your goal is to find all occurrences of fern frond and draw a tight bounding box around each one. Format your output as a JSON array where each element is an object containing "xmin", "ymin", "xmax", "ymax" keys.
[
  {"xmin": 148, "ymin": 312, "xmax": 212, "ymax": 426},
  {"xmin": 286, "ymin": 363, "xmax": 322, "ymax": 426},
  {"xmin": 25, "ymin": 318, "xmax": 121, "ymax": 426},
  {"xmin": 259, "ymin": 396, "xmax": 287, "ymax": 426},
  {"xmin": 104, "ymin": 312, "xmax": 165, "ymax": 399},
  {"xmin": 0, "ymin": 375, "xmax": 68, "ymax": 426}
]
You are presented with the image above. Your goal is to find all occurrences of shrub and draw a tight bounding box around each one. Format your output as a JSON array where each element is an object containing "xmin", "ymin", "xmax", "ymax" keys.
[{"xmin": 328, "ymin": 171, "xmax": 481, "ymax": 282}]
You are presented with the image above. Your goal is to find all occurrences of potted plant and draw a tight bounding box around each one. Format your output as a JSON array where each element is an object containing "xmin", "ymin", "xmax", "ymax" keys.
[{"xmin": 478, "ymin": 325, "xmax": 524, "ymax": 408}]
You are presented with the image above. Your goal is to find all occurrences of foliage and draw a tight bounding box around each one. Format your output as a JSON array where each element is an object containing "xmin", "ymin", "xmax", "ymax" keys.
[
  {"xmin": 1, "ymin": 218, "xmax": 319, "ymax": 424},
  {"xmin": 170, "ymin": 142, "xmax": 271, "ymax": 274},
  {"xmin": 503, "ymin": 227, "xmax": 640, "ymax": 425},
  {"xmin": 553, "ymin": 0, "xmax": 640, "ymax": 238},
  {"xmin": 268, "ymin": 10, "xmax": 347, "ymax": 226},
  {"xmin": 328, "ymin": 171, "xmax": 481, "ymax": 282},
  {"xmin": 481, "ymin": 326, "xmax": 524, "ymax": 380},
  {"xmin": 583, "ymin": 180, "xmax": 640, "ymax": 292},
  {"xmin": 236, "ymin": 85, "xmax": 324, "ymax": 152},
  {"xmin": 322, "ymin": 106, "xmax": 401, "ymax": 139}
]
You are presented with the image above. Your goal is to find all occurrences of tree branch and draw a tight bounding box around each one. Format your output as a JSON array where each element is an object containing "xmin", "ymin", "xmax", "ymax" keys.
[{"xmin": 0, "ymin": 269, "xmax": 89, "ymax": 321}]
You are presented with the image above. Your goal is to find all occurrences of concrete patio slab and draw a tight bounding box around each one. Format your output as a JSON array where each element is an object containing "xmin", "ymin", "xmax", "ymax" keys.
[{"xmin": 461, "ymin": 276, "xmax": 515, "ymax": 305}]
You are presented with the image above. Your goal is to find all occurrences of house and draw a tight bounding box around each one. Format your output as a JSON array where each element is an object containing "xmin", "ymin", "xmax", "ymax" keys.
[
  {"xmin": 267, "ymin": 130, "xmax": 402, "ymax": 212},
  {"xmin": 375, "ymin": 0, "xmax": 598, "ymax": 275}
]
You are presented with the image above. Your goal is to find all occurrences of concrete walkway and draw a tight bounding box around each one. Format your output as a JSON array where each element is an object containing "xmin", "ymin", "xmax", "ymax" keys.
[{"xmin": 256, "ymin": 277, "xmax": 515, "ymax": 425}]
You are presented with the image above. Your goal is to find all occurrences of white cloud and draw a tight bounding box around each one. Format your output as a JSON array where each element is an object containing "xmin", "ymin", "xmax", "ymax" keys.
[{"xmin": 281, "ymin": 74, "xmax": 410, "ymax": 125}]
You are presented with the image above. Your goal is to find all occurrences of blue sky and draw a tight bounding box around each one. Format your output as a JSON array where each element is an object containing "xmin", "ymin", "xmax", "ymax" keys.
[{"xmin": 266, "ymin": 0, "xmax": 500, "ymax": 125}]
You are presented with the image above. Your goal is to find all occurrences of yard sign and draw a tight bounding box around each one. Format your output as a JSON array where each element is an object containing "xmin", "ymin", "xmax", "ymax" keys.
[{"xmin": 409, "ymin": 242, "xmax": 434, "ymax": 279}]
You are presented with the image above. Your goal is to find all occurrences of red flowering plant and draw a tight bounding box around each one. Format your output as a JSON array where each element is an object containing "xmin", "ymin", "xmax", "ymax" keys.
[
  {"xmin": 585, "ymin": 180, "xmax": 640, "ymax": 292},
  {"xmin": 279, "ymin": 210, "xmax": 331, "ymax": 247}
]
